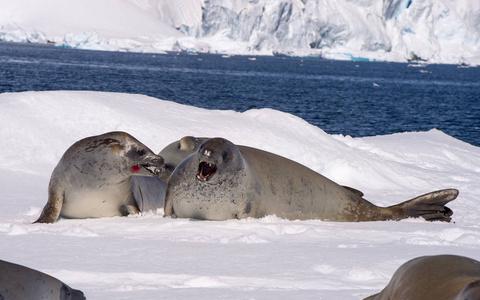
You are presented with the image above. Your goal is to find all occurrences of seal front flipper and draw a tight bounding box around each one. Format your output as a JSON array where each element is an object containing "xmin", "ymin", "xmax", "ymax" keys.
[
  {"xmin": 34, "ymin": 183, "xmax": 64, "ymax": 223},
  {"xmin": 387, "ymin": 188, "xmax": 458, "ymax": 222},
  {"xmin": 120, "ymin": 204, "xmax": 140, "ymax": 216},
  {"xmin": 163, "ymin": 196, "xmax": 174, "ymax": 217}
]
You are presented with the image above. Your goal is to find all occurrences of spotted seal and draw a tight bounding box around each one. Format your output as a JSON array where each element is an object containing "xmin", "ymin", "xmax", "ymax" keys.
[
  {"xmin": 164, "ymin": 137, "xmax": 457, "ymax": 221},
  {"xmin": 364, "ymin": 255, "xmax": 480, "ymax": 300},
  {"xmin": 0, "ymin": 259, "xmax": 85, "ymax": 299},
  {"xmin": 35, "ymin": 131, "xmax": 165, "ymax": 223}
]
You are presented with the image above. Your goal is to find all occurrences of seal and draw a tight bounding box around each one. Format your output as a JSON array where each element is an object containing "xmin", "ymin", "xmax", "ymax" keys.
[
  {"xmin": 164, "ymin": 137, "xmax": 458, "ymax": 221},
  {"xmin": 159, "ymin": 136, "xmax": 208, "ymax": 173},
  {"xmin": 364, "ymin": 255, "xmax": 480, "ymax": 300},
  {"xmin": 0, "ymin": 259, "xmax": 85, "ymax": 300},
  {"xmin": 34, "ymin": 131, "xmax": 166, "ymax": 223}
]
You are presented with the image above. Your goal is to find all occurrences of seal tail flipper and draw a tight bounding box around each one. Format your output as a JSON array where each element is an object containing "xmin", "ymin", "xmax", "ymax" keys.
[
  {"xmin": 33, "ymin": 184, "xmax": 64, "ymax": 223},
  {"xmin": 386, "ymin": 188, "xmax": 458, "ymax": 222}
]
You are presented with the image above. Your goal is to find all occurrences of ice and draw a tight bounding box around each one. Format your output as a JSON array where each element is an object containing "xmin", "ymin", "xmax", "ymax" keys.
[
  {"xmin": 0, "ymin": 90, "xmax": 479, "ymax": 299},
  {"xmin": 0, "ymin": 0, "xmax": 478, "ymax": 64}
]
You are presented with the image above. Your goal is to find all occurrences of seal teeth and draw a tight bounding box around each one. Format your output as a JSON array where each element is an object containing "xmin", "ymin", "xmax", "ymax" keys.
[
  {"xmin": 142, "ymin": 164, "xmax": 160, "ymax": 175},
  {"xmin": 197, "ymin": 161, "xmax": 217, "ymax": 181}
]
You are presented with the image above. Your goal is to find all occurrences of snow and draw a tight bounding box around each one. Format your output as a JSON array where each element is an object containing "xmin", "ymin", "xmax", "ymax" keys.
[
  {"xmin": 0, "ymin": 90, "xmax": 479, "ymax": 299},
  {"xmin": 0, "ymin": 0, "xmax": 479, "ymax": 65}
]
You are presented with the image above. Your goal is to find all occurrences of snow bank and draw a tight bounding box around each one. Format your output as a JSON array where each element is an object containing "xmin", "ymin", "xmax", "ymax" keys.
[
  {"xmin": 0, "ymin": 0, "xmax": 479, "ymax": 65},
  {"xmin": 0, "ymin": 91, "xmax": 479, "ymax": 299}
]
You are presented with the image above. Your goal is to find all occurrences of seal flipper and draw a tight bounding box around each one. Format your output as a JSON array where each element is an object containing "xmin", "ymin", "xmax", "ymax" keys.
[
  {"xmin": 387, "ymin": 189, "xmax": 458, "ymax": 222},
  {"xmin": 164, "ymin": 196, "xmax": 174, "ymax": 217},
  {"xmin": 119, "ymin": 204, "xmax": 140, "ymax": 216},
  {"xmin": 34, "ymin": 184, "xmax": 64, "ymax": 223}
]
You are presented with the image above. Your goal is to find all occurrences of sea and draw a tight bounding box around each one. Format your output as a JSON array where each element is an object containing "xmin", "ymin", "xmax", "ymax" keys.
[{"xmin": 0, "ymin": 42, "xmax": 478, "ymax": 146}]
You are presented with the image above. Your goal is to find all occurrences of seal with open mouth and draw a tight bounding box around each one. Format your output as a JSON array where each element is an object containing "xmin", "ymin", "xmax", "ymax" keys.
[
  {"xmin": 164, "ymin": 137, "xmax": 458, "ymax": 222},
  {"xmin": 364, "ymin": 255, "xmax": 480, "ymax": 300},
  {"xmin": 35, "ymin": 131, "xmax": 166, "ymax": 223}
]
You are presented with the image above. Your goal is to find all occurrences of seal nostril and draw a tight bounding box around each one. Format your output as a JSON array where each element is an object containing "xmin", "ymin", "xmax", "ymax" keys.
[{"xmin": 203, "ymin": 149, "xmax": 212, "ymax": 157}]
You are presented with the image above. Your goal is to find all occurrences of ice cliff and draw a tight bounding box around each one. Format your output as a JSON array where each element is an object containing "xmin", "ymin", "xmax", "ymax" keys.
[{"xmin": 0, "ymin": 0, "xmax": 478, "ymax": 64}]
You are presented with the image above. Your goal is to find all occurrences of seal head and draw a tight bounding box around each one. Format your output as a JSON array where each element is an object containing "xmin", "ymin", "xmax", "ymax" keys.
[
  {"xmin": 165, "ymin": 138, "xmax": 253, "ymax": 220},
  {"xmin": 195, "ymin": 138, "xmax": 244, "ymax": 184}
]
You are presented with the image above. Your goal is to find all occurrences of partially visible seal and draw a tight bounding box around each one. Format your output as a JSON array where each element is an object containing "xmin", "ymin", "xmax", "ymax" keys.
[
  {"xmin": 159, "ymin": 136, "xmax": 208, "ymax": 174},
  {"xmin": 164, "ymin": 137, "xmax": 458, "ymax": 221},
  {"xmin": 364, "ymin": 255, "xmax": 480, "ymax": 300},
  {"xmin": 35, "ymin": 131, "xmax": 166, "ymax": 223},
  {"xmin": 0, "ymin": 259, "xmax": 85, "ymax": 300}
]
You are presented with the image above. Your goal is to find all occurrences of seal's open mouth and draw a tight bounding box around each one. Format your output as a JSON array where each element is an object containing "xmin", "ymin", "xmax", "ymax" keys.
[
  {"xmin": 141, "ymin": 164, "xmax": 161, "ymax": 176},
  {"xmin": 196, "ymin": 161, "xmax": 217, "ymax": 181}
]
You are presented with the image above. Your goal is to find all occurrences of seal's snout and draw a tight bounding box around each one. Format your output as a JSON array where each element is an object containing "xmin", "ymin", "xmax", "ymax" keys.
[
  {"xmin": 141, "ymin": 164, "xmax": 161, "ymax": 175},
  {"xmin": 202, "ymin": 148, "xmax": 212, "ymax": 158},
  {"xmin": 137, "ymin": 155, "xmax": 165, "ymax": 176},
  {"xmin": 196, "ymin": 161, "xmax": 217, "ymax": 181}
]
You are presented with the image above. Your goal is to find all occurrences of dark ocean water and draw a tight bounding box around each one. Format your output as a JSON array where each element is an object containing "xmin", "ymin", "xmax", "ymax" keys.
[{"xmin": 0, "ymin": 42, "xmax": 479, "ymax": 146}]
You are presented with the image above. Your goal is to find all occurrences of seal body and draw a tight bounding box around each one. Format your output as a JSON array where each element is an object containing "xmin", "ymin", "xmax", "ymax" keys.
[
  {"xmin": 35, "ymin": 131, "xmax": 166, "ymax": 223},
  {"xmin": 165, "ymin": 137, "xmax": 457, "ymax": 221},
  {"xmin": 131, "ymin": 175, "xmax": 167, "ymax": 212},
  {"xmin": 0, "ymin": 259, "xmax": 85, "ymax": 300},
  {"xmin": 364, "ymin": 255, "xmax": 480, "ymax": 300}
]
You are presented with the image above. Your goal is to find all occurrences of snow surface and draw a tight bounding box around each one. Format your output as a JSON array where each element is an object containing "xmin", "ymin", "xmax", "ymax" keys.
[
  {"xmin": 0, "ymin": 0, "xmax": 479, "ymax": 65},
  {"xmin": 0, "ymin": 91, "xmax": 479, "ymax": 299}
]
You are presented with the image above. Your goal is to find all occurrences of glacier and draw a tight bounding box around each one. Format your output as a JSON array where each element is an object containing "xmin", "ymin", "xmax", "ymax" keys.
[{"xmin": 0, "ymin": 0, "xmax": 479, "ymax": 64}]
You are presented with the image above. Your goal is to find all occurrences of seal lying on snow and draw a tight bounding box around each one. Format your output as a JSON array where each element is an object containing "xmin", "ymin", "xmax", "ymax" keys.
[
  {"xmin": 364, "ymin": 255, "xmax": 480, "ymax": 300},
  {"xmin": 164, "ymin": 137, "xmax": 458, "ymax": 221},
  {"xmin": 0, "ymin": 259, "xmax": 85, "ymax": 300},
  {"xmin": 35, "ymin": 131, "xmax": 166, "ymax": 223}
]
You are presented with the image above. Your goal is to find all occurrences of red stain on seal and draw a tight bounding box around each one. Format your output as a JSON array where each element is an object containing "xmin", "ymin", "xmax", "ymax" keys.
[{"xmin": 131, "ymin": 165, "xmax": 141, "ymax": 173}]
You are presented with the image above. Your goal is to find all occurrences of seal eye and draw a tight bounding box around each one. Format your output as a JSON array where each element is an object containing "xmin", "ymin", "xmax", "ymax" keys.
[
  {"xmin": 137, "ymin": 149, "xmax": 146, "ymax": 156},
  {"xmin": 222, "ymin": 151, "xmax": 229, "ymax": 162}
]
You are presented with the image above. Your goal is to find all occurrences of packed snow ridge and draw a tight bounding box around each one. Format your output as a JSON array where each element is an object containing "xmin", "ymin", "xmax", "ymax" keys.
[{"xmin": 0, "ymin": 0, "xmax": 479, "ymax": 65}]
